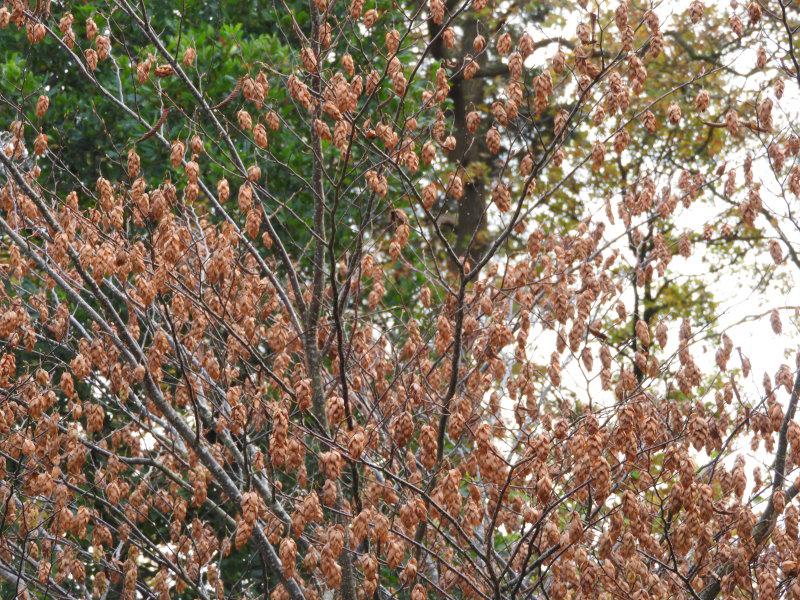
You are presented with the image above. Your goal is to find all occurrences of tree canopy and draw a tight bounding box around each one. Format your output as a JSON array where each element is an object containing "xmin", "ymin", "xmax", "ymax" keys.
[{"xmin": 1, "ymin": 0, "xmax": 800, "ymax": 599}]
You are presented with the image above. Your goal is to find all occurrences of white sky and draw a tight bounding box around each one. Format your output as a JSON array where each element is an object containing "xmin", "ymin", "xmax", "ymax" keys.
[{"xmin": 495, "ymin": 0, "xmax": 800, "ymax": 487}]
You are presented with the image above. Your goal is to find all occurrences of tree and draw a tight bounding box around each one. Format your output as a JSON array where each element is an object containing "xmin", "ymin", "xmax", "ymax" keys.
[{"xmin": 1, "ymin": 0, "xmax": 800, "ymax": 599}]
